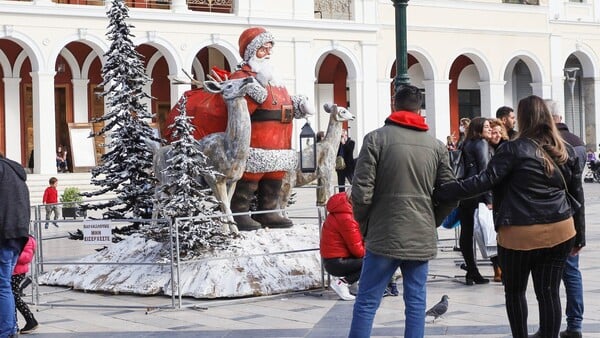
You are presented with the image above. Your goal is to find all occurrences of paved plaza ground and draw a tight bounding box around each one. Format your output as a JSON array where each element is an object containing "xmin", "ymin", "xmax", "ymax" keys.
[{"xmin": 19, "ymin": 183, "xmax": 600, "ymax": 337}]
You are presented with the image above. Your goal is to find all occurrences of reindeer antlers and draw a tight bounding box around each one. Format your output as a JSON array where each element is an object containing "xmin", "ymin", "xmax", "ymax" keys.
[{"xmin": 171, "ymin": 68, "xmax": 203, "ymax": 87}]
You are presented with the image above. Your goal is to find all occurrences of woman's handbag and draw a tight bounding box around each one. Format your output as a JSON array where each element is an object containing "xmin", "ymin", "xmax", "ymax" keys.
[
  {"xmin": 441, "ymin": 207, "xmax": 460, "ymax": 229},
  {"xmin": 335, "ymin": 155, "xmax": 346, "ymax": 171},
  {"xmin": 473, "ymin": 203, "xmax": 497, "ymax": 259}
]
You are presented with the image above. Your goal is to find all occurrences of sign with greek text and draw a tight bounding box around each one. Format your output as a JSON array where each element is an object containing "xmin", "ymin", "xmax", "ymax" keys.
[{"xmin": 82, "ymin": 220, "xmax": 112, "ymax": 245}]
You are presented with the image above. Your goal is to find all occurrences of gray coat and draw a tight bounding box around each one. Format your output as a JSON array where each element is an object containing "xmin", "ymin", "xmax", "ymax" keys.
[
  {"xmin": 0, "ymin": 156, "xmax": 31, "ymax": 244},
  {"xmin": 351, "ymin": 122, "xmax": 455, "ymax": 261}
]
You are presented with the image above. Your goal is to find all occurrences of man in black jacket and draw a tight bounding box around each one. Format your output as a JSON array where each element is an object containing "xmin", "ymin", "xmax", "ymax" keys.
[
  {"xmin": 544, "ymin": 99, "xmax": 585, "ymax": 338},
  {"xmin": 0, "ymin": 153, "xmax": 31, "ymax": 337}
]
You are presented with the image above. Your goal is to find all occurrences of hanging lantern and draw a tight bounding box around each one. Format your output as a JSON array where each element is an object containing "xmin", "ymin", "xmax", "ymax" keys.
[{"xmin": 299, "ymin": 122, "xmax": 317, "ymax": 173}]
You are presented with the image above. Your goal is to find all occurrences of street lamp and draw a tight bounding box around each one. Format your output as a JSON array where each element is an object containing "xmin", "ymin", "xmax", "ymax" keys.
[
  {"xmin": 564, "ymin": 67, "xmax": 581, "ymax": 137},
  {"xmin": 392, "ymin": 0, "xmax": 410, "ymax": 95}
]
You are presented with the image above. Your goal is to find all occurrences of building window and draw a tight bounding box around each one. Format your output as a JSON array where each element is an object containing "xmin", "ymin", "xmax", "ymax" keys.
[{"xmin": 458, "ymin": 90, "xmax": 481, "ymax": 120}]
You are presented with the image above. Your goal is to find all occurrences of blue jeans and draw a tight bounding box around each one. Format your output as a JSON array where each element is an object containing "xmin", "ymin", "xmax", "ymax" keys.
[
  {"xmin": 349, "ymin": 250, "xmax": 428, "ymax": 338},
  {"xmin": 563, "ymin": 254, "xmax": 583, "ymax": 332},
  {"xmin": 0, "ymin": 245, "xmax": 20, "ymax": 337}
]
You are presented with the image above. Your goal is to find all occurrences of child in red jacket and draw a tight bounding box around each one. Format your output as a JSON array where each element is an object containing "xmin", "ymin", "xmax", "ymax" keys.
[
  {"xmin": 12, "ymin": 235, "xmax": 38, "ymax": 334},
  {"xmin": 320, "ymin": 191, "xmax": 364, "ymax": 300},
  {"xmin": 320, "ymin": 191, "xmax": 398, "ymax": 300},
  {"xmin": 42, "ymin": 177, "xmax": 59, "ymax": 229}
]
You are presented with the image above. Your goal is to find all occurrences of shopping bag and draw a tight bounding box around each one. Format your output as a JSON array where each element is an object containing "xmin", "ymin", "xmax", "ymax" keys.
[
  {"xmin": 441, "ymin": 207, "xmax": 460, "ymax": 229},
  {"xmin": 473, "ymin": 203, "xmax": 497, "ymax": 259}
]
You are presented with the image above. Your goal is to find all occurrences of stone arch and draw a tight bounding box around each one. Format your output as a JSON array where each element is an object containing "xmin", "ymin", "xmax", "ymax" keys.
[
  {"xmin": 47, "ymin": 33, "xmax": 108, "ymax": 76},
  {"xmin": 312, "ymin": 43, "xmax": 360, "ymax": 82},
  {"xmin": 444, "ymin": 49, "xmax": 492, "ymax": 82},
  {"xmin": 502, "ymin": 52, "xmax": 545, "ymax": 106},
  {"xmin": 133, "ymin": 35, "xmax": 182, "ymax": 76},
  {"xmin": 0, "ymin": 50, "xmax": 10, "ymax": 76},
  {"xmin": 0, "ymin": 32, "xmax": 43, "ymax": 73},
  {"xmin": 311, "ymin": 44, "xmax": 361, "ymax": 142}
]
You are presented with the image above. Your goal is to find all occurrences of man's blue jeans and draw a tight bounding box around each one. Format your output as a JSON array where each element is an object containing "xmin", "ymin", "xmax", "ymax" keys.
[
  {"xmin": 0, "ymin": 245, "xmax": 19, "ymax": 337},
  {"xmin": 563, "ymin": 254, "xmax": 583, "ymax": 332},
  {"xmin": 349, "ymin": 250, "xmax": 428, "ymax": 338}
]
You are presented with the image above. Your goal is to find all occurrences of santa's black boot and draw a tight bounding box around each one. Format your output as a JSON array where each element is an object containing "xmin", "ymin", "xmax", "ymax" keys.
[
  {"xmin": 253, "ymin": 179, "xmax": 293, "ymax": 228},
  {"xmin": 230, "ymin": 180, "xmax": 262, "ymax": 231}
]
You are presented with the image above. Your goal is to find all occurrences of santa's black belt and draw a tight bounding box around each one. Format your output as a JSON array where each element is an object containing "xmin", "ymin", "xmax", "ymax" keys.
[{"xmin": 251, "ymin": 105, "xmax": 293, "ymax": 123}]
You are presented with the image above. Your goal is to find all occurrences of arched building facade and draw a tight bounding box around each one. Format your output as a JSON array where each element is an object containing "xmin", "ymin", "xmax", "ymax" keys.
[{"xmin": 1, "ymin": 0, "xmax": 599, "ymax": 174}]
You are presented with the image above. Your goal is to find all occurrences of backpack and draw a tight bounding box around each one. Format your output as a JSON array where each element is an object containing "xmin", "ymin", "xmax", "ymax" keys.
[{"xmin": 448, "ymin": 148, "xmax": 465, "ymax": 179}]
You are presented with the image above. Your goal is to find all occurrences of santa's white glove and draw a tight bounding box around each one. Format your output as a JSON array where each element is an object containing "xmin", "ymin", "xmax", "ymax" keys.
[{"xmin": 291, "ymin": 95, "xmax": 314, "ymax": 119}]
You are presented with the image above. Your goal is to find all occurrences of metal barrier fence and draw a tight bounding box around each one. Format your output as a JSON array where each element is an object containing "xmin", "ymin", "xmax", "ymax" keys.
[
  {"xmin": 30, "ymin": 200, "xmax": 177, "ymax": 310},
  {"xmin": 29, "ymin": 196, "xmax": 328, "ymax": 310}
]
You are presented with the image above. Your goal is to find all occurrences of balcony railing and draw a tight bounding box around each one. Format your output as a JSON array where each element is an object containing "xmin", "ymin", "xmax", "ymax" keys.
[
  {"xmin": 503, "ymin": 0, "xmax": 539, "ymax": 5},
  {"xmin": 34, "ymin": 0, "xmax": 233, "ymax": 12}
]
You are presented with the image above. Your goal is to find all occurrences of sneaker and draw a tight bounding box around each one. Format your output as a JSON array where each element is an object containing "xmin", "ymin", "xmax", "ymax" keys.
[
  {"xmin": 20, "ymin": 317, "xmax": 38, "ymax": 334},
  {"xmin": 388, "ymin": 282, "xmax": 399, "ymax": 296},
  {"xmin": 330, "ymin": 277, "xmax": 355, "ymax": 301}
]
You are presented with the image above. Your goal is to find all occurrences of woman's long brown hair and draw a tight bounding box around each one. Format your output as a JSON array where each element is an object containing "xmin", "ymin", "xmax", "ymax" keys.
[
  {"xmin": 516, "ymin": 95, "xmax": 568, "ymax": 175},
  {"xmin": 465, "ymin": 117, "xmax": 488, "ymax": 140}
]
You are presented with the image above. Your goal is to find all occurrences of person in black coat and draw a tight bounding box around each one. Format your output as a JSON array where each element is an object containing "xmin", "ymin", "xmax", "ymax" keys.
[
  {"xmin": 435, "ymin": 96, "xmax": 584, "ymax": 338},
  {"xmin": 0, "ymin": 152, "xmax": 31, "ymax": 337},
  {"xmin": 336, "ymin": 129, "xmax": 355, "ymax": 192},
  {"xmin": 457, "ymin": 117, "xmax": 493, "ymax": 286}
]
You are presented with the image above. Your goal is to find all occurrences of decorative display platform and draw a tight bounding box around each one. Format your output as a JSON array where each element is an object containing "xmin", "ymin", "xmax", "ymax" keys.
[{"xmin": 38, "ymin": 223, "xmax": 322, "ymax": 299}]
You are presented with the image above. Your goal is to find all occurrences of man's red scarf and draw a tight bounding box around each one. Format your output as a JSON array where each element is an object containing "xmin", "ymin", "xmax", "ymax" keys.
[{"xmin": 385, "ymin": 110, "xmax": 429, "ymax": 131}]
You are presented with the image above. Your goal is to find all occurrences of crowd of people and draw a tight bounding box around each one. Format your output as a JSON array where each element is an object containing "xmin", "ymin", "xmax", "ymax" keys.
[{"xmin": 1, "ymin": 24, "xmax": 592, "ymax": 338}]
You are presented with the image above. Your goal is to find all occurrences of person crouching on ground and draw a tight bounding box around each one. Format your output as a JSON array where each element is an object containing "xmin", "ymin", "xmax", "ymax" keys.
[
  {"xmin": 320, "ymin": 190, "xmax": 364, "ymax": 301},
  {"xmin": 12, "ymin": 235, "xmax": 38, "ymax": 334}
]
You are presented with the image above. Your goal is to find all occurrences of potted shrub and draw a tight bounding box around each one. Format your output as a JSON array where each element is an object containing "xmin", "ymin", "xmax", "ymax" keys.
[{"xmin": 60, "ymin": 187, "xmax": 86, "ymax": 219}]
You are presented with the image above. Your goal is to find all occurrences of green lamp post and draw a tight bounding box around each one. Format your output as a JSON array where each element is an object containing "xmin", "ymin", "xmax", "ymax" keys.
[{"xmin": 392, "ymin": 0, "xmax": 410, "ymax": 95}]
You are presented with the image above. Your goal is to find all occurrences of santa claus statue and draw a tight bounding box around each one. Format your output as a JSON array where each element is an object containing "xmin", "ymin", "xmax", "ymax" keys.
[{"xmin": 226, "ymin": 27, "xmax": 313, "ymax": 231}]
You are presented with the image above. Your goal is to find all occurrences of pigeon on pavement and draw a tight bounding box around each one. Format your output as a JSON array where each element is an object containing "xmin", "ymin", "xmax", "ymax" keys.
[{"xmin": 426, "ymin": 295, "xmax": 449, "ymax": 322}]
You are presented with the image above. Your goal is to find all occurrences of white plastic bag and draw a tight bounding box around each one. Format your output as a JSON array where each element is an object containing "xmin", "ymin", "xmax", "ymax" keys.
[{"xmin": 473, "ymin": 203, "xmax": 497, "ymax": 259}]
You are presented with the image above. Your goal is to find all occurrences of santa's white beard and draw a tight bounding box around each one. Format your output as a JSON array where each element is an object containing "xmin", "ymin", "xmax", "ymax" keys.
[{"xmin": 248, "ymin": 56, "xmax": 282, "ymax": 87}]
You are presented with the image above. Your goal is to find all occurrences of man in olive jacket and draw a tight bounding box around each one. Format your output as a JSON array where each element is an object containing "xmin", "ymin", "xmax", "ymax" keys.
[{"xmin": 349, "ymin": 86, "xmax": 455, "ymax": 338}]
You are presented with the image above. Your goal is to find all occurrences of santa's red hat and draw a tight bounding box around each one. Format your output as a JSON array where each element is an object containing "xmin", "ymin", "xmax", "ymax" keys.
[{"xmin": 238, "ymin": 27, "xmax": 275, "ymax": 61}]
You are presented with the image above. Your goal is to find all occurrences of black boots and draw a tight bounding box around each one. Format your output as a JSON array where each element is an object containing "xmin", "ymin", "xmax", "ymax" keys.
[
  {"xmin": 252, "ymin": 179, "xmax": 293, "ymax": 228},
  {"xmin": 230, "ymin": 180, "xmax": 262, "ymax": 231},
  {"xmin": 231, "ymin": 179, "xmax": 294, "ymax": 230},
  {"xmin": 465, "ymin": 269, "xmax": 490, "ymax": 285},
  {"xmin": 20, "ymin": 316, "xmax": 38, "ymax": 334}
]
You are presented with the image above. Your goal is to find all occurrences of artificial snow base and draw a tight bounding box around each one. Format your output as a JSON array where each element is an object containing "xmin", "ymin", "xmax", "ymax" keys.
[{"xmin": 38, "ymin": 223, "xmax": 322, "ymax": 299}]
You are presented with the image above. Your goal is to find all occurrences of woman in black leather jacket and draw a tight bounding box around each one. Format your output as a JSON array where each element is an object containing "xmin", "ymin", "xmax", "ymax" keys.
[
  {"xmin": 457, "ymin": 117, "xmax": 492, "ymax": 285},
  {"xmin": 435, "ymin": 95, "xmax": 585, "ymax": 338}
]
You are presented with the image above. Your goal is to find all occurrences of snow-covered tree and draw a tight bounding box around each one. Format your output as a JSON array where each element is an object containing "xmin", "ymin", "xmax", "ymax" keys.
[
  {"xmin": 83, "ymin": 0, "xmax": 161, "ymax": 219},
  {"xmin": 155, "ymin": 95, "xmax": 232, "ymax": 252}
]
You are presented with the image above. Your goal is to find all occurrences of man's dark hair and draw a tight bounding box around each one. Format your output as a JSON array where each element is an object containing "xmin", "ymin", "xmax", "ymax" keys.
[
  {"xmin": 496, "ymin": 106, "xmax": 513, "ymax": 119},
  {"xmin": 394, "ymin": 85, "xmax": 423, "ymax": 112}
]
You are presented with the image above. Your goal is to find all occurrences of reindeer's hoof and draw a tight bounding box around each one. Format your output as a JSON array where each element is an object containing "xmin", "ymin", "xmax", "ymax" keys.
[{"xmin": 229, "ymin": 223, "xmax": 239, "ymax": 234}]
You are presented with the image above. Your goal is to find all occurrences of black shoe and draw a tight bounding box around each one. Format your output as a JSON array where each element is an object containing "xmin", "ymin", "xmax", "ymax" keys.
[
  {"xmin": 20, "ymin": 317, "xmax": 38, "ymax": 334},
  {"xmin": 465, "ymin": 271, "xmax": 489, "ymax": 285},
  {"xmin": 528, "ymin": 330, "xmax": 541, "ymax": 338},
  {"xmin": 560, "ymin": 330, "xmax": 582, "ymax": 338}
]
